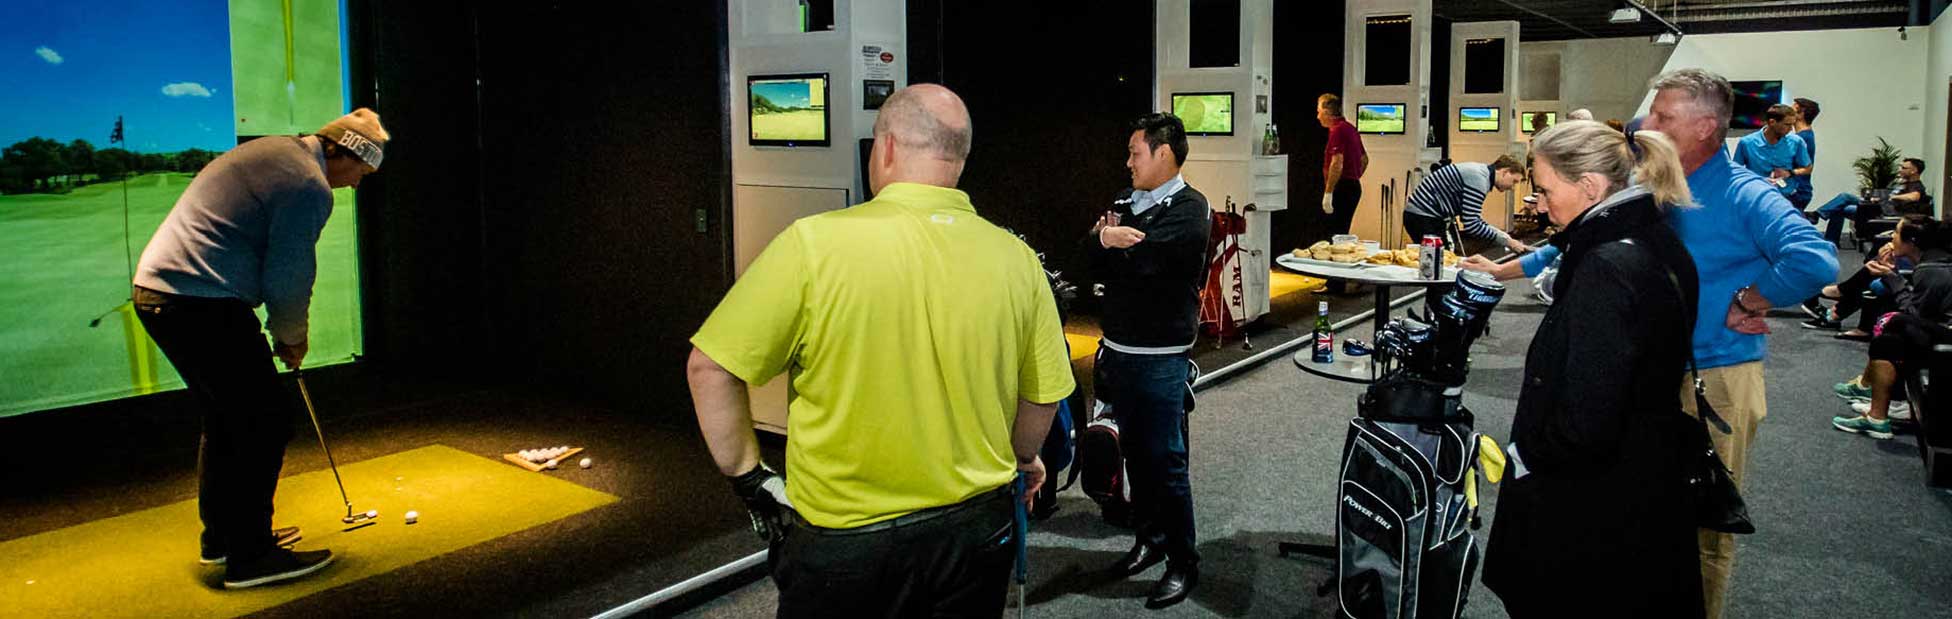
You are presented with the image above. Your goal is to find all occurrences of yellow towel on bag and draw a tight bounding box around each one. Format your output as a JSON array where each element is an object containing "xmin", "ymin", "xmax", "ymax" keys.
[{"xmin": 1468, "ymin": 434, "xmax": 1508, "ymax": 511}]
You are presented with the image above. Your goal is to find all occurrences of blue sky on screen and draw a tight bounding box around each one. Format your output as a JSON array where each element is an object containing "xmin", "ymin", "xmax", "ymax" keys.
[
  {"xmin": 0, "ymin": 0, "xmax": 232, "ymax": 153},
  {"xmin": 1461, "ymin": 108, "xmax": 1495, "ymax": 120},
  {"xmin": 752, "ymin": 81, "xmax": 813, "ymax": 108}
]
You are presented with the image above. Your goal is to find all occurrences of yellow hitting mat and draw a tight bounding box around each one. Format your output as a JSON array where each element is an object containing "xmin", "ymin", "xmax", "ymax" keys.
[
  {"xmin": 0, "ymin": 444, "xmax": 618, "ymax": 618},
  {"xmin": 1270, "ymin": 270, "xmax": 1326, "ymax": 300},
  {"xmin": 1065, "ymin": 333, "xmax": 1099, "ymax": 362}
]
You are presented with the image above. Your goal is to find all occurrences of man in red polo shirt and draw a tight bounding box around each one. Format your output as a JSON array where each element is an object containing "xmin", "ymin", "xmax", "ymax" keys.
[{"xmin": 1319, "ymin": 93, "xmax": 1368, "ymax": 293}]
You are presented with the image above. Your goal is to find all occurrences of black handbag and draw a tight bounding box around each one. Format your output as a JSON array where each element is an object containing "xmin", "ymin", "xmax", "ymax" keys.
[
  {"xmin": 1685, "ymin": 360, "xmax": 1756, "ymax": 535},
  {"xmin": 1656, "ymin": 260, "xmax": 1756, "ymax": 535}
]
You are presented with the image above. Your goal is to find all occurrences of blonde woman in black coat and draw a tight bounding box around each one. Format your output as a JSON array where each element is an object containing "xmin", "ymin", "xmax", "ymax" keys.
[{"xmin": 1482, "ymin": 121, "xmax": 1704, "ymax": 618}]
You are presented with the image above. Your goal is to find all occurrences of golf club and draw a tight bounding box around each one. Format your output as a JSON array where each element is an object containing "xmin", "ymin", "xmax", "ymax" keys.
[
  {"xmin": 1012, "ymin": 473, "xmax": 1029, "ymax": 619},
  {"xmin": 297, "ymin": 373, "xmax": 377, "ymax": 527}
]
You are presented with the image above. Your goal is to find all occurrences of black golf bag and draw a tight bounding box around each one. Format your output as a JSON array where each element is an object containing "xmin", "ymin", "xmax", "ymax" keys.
[
  {"xmin": 1331, "ymin": 271, "xmax": 1504, "ymax": 619},
  {"xmin": 1335, "ymin": 374, "xmax": 1484, "ymax": 619}
]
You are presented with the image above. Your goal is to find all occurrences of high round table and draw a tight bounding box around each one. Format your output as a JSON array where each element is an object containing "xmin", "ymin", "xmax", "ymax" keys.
[{"xmin": 1276, "ymin": 253, "xmax": 1461, "ymax": 384}]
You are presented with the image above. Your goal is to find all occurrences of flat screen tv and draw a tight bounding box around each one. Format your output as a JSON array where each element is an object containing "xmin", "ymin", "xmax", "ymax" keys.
[
  {"xmin": 1729, "ymin": 80, "xmax": 1783, "ymax": 130},
  {"xmin": 1520, "ymin": 111, "xmax": 1556, "ymax": 134},
  {"xmin": 1172, "ymin": 92, "xmax": 1234, "ymax": 136},
  {"xmin": 1458, "ymin": 107, "xmax": 1500, "ymax": 132},
  {"xmin": 1356, "ymin": 103, "xmax": 1407, "ymax": 135},
  {"xmin": 749, "ymin": 73, "xmax": 830, "ymax": 147}
]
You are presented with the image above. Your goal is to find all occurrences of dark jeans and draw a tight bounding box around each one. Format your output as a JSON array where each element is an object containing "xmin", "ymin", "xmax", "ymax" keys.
[
  {"xmin": 1325, "ymin": 178, "xmax": 1365, "ymax": 293},
  {"xmin": 132, "ymin": 286, "xmax": 292, "ymax": 562},
  {"xmin": 772, "ymin": 487, "xmax": 1016, "ymax": 618},
  {"xmin": 1097, "ymin": 348, "xmax": 1199, "ymax": 566}
]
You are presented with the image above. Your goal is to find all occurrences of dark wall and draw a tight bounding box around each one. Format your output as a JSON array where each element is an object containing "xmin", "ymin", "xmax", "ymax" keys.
[
  {"xmin": 1269, "ymin": 0, "xmax": 1347, "ymax": 255},
  {"xmin": 909, "ymin": 0, "xmax": 1154, "ymax": 283},
  {"xmin": 473, "ymin": 2, "xmax": 731, "ymax": 419},
  {"xmin": 352, "ymin": 0, "xmax": 490, "ymax": 379}
]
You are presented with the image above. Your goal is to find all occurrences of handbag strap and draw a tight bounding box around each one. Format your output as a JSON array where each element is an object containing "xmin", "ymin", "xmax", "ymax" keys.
[{"xmin": 1652, "ymin": 246, "xmax": 1736, "ymax": 436}]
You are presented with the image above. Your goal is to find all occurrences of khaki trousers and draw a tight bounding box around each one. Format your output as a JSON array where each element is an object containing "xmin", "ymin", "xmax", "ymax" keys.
[{"xmin": 1679, "ymin": 361, "xmax": 1767, "ymax": 619}]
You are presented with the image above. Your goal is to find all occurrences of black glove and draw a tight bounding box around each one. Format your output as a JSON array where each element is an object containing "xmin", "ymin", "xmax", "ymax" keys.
[{"xmin": 728, "ymin": 463, "xmax": 793, "ymax": 543}]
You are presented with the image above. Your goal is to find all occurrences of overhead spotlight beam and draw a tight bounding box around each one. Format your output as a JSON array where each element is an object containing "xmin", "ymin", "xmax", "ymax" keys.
[{"xmin": 1491, "ymin": 0, "xmax": 1602, "ymax": 39}]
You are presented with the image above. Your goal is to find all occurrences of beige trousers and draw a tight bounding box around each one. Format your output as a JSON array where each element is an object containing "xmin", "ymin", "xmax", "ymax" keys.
[{"xmin": 1679, "ymin": 361, "xmax": 1767, "ymax": 619}]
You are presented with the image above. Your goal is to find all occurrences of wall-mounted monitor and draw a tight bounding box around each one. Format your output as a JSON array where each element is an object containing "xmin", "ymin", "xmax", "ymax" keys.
[
  {"xmin": 1521, "ymin": 111, "xmax": 1557, "ymax": 134},
  {"xmin": 1355, "ymin": 103, "xmax": 1407, "ymax": 135},
  {"xmin": 1171, "ymin": 92, "xmax": 1235, "ymax": 136},
  {"xmin": 748, "ymin": 73, "xmax": 830, "ymax": 147},
  {"xmin": 1729, "ymin": 80, "xmax": 1784, "ymax": 130},
  {"xmin": 1458, "ymin": 107, "xmax": 1500, "ymax": 132}
]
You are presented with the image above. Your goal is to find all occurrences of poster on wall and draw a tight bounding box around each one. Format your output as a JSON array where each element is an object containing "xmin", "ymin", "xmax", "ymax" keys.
[{"xmin": 859, "ymin": 43, "xmax": 896, "ymax": 85}]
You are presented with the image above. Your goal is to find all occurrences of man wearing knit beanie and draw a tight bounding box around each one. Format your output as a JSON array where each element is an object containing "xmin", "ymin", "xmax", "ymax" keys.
[{"xmin": 131, "ymin": 108, "xmax": 388, "ymax": 589}]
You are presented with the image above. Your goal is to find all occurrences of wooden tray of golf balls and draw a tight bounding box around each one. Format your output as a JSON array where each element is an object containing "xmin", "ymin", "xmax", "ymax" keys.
[{"xmin": 503, "ymin": 446, "xmax": 584, "ymax": 472}]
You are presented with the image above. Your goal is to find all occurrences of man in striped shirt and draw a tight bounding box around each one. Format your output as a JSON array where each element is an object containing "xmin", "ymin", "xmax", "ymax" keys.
[{"xmin": 1402, "ymin": 154, "xmax": 1530, "ymax": 254}]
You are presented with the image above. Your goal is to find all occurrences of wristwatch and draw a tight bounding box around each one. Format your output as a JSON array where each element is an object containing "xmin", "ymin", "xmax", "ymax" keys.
[{"xmin": 1734, "ymin": 286, "xmax": 1768, "ymax": 314}]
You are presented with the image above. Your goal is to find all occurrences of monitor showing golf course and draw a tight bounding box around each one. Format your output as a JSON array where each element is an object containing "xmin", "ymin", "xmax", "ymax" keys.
[
  {"xmin": 1457, "ymin": 107, "xmax": 1500, "ymax": 133},
  {"xmin": 1171, "ymin": 92, "xmax": 1234, "ymax": 136},
  {"xmin": 1356, "ymin": 103, "xmax": 1406, "ymax": 134},
  {"xmin": 749, "ymin": 74, "xmax": 830, "ymax": 147},
  {"xmin": 0, "ymin": 0, "xmax": 361, "ymax": 417}
]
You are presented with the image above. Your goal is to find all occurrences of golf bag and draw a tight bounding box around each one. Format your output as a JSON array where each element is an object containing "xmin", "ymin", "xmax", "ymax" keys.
[
  {"xmin": 1079, "ymin": 353, "xmax": 1199, "ymax": 527},
  {"xmin": 1332, "ymin": 271, "xmax": 1505, "ymax": 619},
  {"xmin": 1334, "ymin": 374, "xmax": 1483, "ymax": 619}
]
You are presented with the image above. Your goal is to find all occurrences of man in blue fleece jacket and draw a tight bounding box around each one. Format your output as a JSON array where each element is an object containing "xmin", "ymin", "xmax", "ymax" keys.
[{"xmin": 1467, "ymin": 70, "xmax": 1836, "ymax": 619}]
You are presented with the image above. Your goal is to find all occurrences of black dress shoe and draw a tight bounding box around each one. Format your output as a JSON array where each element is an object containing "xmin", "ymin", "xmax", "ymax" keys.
[
  {"xmin": 1145, "ymin": 563, "xmax": 1199, "ymax": 609},
  {"xmin": 1112, "ymin": 542, "xmax": 1166, "ymax": 577}
]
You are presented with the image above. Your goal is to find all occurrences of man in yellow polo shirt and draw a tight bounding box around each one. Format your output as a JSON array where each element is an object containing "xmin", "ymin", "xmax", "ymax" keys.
[{"xmin": 686, "ymin": 84, "xmax": 1074, "ymax": 617}]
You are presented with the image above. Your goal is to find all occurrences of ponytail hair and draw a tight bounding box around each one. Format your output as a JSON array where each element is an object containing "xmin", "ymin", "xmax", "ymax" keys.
[
  {"xmin": 1529, "ymin": 120, "xmax": 1692, "ymax": 208},
  {"xmin": 1631, "ymin": 130, "xmax": 1692, "ymax": 208}
]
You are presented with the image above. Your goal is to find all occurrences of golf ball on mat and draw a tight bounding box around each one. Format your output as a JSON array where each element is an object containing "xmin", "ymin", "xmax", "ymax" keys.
[
  {"xmin": 405, "ymin": 510, "xmax": 419, "ymax": 524},
  {"xmin": 579, "ymin": 457, "xmax": 592, "ymax": 469}
]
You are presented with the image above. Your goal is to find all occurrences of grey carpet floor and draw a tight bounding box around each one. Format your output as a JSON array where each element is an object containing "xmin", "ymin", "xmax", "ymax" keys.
[{"xmin": 682, "ymin": 264, "xmax": 1952, "ymax": 619}]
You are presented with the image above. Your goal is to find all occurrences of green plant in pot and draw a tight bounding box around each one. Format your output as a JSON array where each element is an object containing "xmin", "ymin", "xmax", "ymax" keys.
[{"xmin": 1853, "ymin": 137, "xmax": 1902, "ymax": 199}]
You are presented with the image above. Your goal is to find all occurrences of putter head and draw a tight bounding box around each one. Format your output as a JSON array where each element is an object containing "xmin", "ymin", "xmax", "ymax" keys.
[{"xmin": 342, "ymin": 509, "xmax": 379, "ymax": 525}]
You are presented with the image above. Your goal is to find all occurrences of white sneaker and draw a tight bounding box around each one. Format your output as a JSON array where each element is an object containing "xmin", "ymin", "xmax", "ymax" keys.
[{"xmin": 1850, "ymin": 399, "xmax": 1912, "ymax": 420}]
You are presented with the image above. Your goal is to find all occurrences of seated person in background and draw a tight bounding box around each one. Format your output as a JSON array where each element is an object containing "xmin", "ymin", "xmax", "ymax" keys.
[
  {"xmin": 1802, "ymin": 218, "xmax": 1925, "ymax": 339},
  {"xmin": 1832, "ymin": 217, "xmax": 1952, "ymax": 439},
  {"xmin": 1731, "ymin": 104, "xmax": 1811, "ymax": 201},
  {"xmin": 1402, "ymin": 154, "xmax": 1531, "ymax": 255},
  {"xmin": 1814, "ymin": 157, "xmax": 1928, "ymax": 244}
]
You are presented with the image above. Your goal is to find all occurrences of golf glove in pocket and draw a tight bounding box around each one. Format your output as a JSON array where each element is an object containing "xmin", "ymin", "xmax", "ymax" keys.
[{"xmin": 729, "ymin": 463, "xmax": 794, "ymax": 543}]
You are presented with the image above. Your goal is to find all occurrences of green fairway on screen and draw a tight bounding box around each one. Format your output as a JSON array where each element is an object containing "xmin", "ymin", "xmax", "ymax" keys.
[
  {"xmin": 0, "ymin": 0, "xmax": 361, "ymax": 417},
  {"xmin": 1172, "ymin": 94, "xmax": 1232, "ymax": 135},
  {"xmin": 1458, "ymin": 107, "xmax": 1499, "ymax": 132},
  {"xmin": 1356, "ymin": 104, "xmax": 1406, "ymax": 134},
  {"xmin": 750, "ymin": 77, "xmax": 828, "ymax": 143}
]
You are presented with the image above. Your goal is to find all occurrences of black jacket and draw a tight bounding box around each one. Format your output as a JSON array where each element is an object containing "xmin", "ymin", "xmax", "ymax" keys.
[
  {"xmin": 1888, "ymin": 248, "xmax": 1952, "ymax": 324},
  {"xmin": 1483, "ymin": 191, "xmax": 1706, "ymax": 618},
  {"xmin": 1086, "ymin": 184, "xmax": 1212, "ymax": 348}
]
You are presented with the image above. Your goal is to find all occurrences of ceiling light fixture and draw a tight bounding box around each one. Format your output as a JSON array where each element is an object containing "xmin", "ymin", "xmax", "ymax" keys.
[{"xmin": 1609, "ymin": 7, "xmax": 1642, "ymax": 23}]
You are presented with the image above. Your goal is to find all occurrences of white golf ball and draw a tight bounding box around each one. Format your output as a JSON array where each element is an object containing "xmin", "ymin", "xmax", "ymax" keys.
[
  {"xmin": 404, "ymin": 510, "xmax": 419, "ymax": 524},
  {"xmin": 579, "ymin": 457, "xmax": 592, "ymax": 469}
]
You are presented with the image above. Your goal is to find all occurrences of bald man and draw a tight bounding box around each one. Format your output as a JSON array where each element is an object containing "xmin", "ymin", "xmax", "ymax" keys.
[{"xmin": 688, "ymin": 84, "xmax": 1074, "ymax": 617}]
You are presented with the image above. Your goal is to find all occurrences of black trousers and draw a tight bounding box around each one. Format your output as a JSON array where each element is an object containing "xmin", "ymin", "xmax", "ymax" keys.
[
  {"xmin": 772, "ymin": 487, "xmax": 1016, "ymax": 618},
  {"xmin": 1324, "ymin": 178, "xmax": 1365, "ymax": 293},
  {"xmin": 1402, "ymin": 211, "xmax": 1453, "ymax": 247},
  {"xmin": 1834, "ymin": 267, "xmax": 1900, "ymax": 332},
  {"xmin": 1869, "ymin": 313, "xmax": 1952, "ymax": 365},
  {"xmin": 133, "ymin": 286, "xmax": 292, "ymax": 562}
]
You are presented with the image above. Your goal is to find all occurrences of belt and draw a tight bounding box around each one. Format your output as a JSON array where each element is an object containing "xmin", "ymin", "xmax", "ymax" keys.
[{"xmin": 788, "ymin": 485, "xmax": 1013, "ymax": 536}]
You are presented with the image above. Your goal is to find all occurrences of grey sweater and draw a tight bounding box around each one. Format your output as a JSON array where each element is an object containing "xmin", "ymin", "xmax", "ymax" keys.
[{"xmin": 134, "ymin": 136, "xmax": 334, "ymax": 345}]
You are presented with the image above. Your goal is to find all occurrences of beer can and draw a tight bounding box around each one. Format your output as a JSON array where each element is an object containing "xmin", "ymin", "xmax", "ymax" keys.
[{"xmin": 1418, "ymin": 235, "xmax": 1443, "ymax": 280}]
